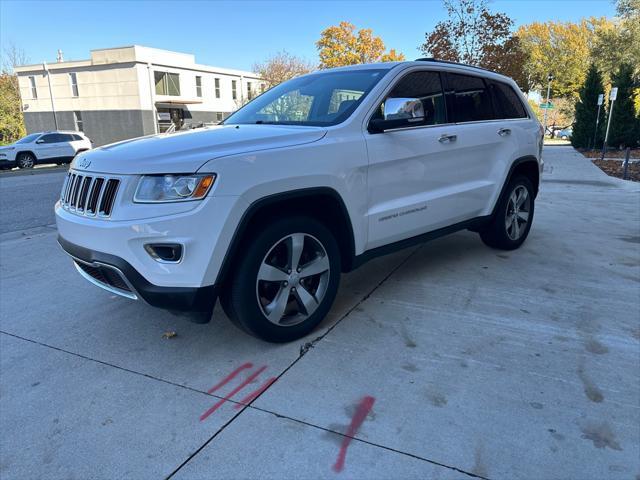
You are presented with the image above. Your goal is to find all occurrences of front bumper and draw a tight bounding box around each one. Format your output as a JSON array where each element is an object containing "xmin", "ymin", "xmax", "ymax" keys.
[
  {"xmin": 58, "ymin": 236, "xmax": 218, "ymax": 313},
  {"xmin": 0, "ymin": 158, "xmax": 16, "ymax": 168}
]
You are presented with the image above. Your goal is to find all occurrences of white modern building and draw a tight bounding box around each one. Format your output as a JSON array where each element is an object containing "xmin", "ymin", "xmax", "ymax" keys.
[{"xmin": 14, "ymin": 46, "xmax": 264, "ymax": 145}]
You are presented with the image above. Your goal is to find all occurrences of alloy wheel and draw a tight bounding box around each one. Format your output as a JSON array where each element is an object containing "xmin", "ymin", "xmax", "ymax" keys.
[
  {"xmin": 19, "ymin": 154, "xmax": 35, "ymax": 168},
  {"xmin": 256, "ymin": 233, "xmax": 330, "ymax": 326},
  {"xmin": 505, "ymin": 185, "xmax": 530, "ymax": 241}
]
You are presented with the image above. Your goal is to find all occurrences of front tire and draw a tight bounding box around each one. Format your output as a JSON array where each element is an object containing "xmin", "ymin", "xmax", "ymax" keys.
[
  {"xmin": 17, "ymin": 153, "xmax": 36, "ymax": 169},
  {"xmin": 222, "ymin": 216, "xmax": 341, "ymax": 343},
  {"xmin": 479, "ymin": 175, "xmax": 535, "ymax": 250}
]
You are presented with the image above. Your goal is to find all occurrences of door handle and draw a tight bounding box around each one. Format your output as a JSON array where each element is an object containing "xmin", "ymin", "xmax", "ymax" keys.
[
  {"xmin": 498, "ymin": 128, "xmax": 511, "ymax": 136},
  {"xmin": 438, "ymin": 134, "xmax": 457, "ymax": 143}
]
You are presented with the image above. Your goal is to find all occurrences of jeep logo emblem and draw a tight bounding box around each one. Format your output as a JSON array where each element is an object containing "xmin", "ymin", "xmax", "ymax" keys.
[{"xmin": 78, "ymin": 158, "xmax": 92, "ymax": 169}]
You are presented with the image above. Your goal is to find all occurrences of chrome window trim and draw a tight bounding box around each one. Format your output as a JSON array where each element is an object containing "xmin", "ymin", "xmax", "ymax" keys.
[{"xmin": 363, "ymin": 65, "xmax": 531, "ymax": 135}]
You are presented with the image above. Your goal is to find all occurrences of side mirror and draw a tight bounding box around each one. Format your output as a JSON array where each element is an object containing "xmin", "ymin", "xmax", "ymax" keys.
[
  {"xmin": 36, "ymin": 139, "xmax": 45, "ymax": 144},
  {"xmin": 368, "ymin": 97, "xmax": 425, "ymax": 133}
]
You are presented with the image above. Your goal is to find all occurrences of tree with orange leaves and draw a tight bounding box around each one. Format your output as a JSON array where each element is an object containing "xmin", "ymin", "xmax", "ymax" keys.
[{"xmin": 316, "ymin": 22, "xmax": 405, "ymax": 69}]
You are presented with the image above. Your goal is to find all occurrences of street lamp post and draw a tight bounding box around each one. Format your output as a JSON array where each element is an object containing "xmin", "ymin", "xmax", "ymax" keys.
[
  {"xmin": 43, "ymin": 62, "xmax": 58, "ymax": 130},
  {"xmin": 542, "ymin": 74, "xmax": 553, "ymax": 138}
]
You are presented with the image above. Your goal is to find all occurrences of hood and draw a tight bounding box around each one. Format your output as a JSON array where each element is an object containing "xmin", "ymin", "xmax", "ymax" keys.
[{"xmin": 71, "ymin": 125, "xmax": 327, "ymax": 175}]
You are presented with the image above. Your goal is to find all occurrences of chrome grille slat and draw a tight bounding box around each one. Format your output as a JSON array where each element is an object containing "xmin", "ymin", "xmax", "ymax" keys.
[
  {"xmin": 99, "ymin": 179, "xmax": 120, "ymax": 216},
  {"xmin": 86, "ymin": 177, "xmax": 104, "ymax": 215},
  {"xmin": 76, "ymin": 176, "xmax": 93, "ymax": 212},
  {"xmin": 60, "ymin": 173, "xmax": 71, "ymax": 201},
  {"xmin": 70, "ymin": 175, "xmax": 82, "ymax": 208},
  {"xmin": 64, "ymin": 174, "xmax": 76, "ymax": 203},
  {"xmin": 60, "ymin": 171, "xmax": 120, "ymax": 218}
]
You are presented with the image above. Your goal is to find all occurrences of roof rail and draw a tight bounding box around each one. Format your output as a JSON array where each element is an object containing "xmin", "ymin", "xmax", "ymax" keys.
[{"xmin": 414, "ymin": 58, "xmax": 494, "ymax": 73}]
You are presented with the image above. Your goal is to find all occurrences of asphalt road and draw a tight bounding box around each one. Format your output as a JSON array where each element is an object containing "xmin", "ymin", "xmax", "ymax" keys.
[
  {"xmin": 0, "ymin": 168, "xmax": 67, "ymax": 234},
  {"xmin": 1, "ymin": 147, "xmax": 639, "ymax": 479}
]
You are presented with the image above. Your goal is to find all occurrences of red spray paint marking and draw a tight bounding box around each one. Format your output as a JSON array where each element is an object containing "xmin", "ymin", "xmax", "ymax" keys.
[
  {"xmin": 332, "ymin": 396, "xmax": 376, "ymax": 473},
  {"xmin": 234, "ymin": 377, "xmax": 277, "ymax": 409},
  {"xmin": 200, "ymin": 366, "xmax": 267, "ymax": 421},
  {"xmin": 207, "ymin": 362, "xmax": 253, "ymax": 394}
]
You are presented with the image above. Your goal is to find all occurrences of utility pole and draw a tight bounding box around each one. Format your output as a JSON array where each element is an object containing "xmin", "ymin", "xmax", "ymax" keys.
[
  {"xmin": 601, "ymin": 87, "xmax": 618, "ymax": 160},
  {"xmin": 43, "ymin": 62, "xmax": 58, "ymax": 130},
  {"xmin": 591, "ymin": 93, "xmax": 604, "ymax": 150},
  {"xmin": 147, "ymin": 63, "xmax": 159, "ymax": 134},
  {"xmin": 542, "ymin": 74, "xmax": 553, "ymax": 138}
]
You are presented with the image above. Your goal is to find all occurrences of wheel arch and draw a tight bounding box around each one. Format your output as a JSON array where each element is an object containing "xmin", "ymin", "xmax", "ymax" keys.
[
  {"xmin": 16, "ymin": 150, "xmax": 38, "ymax": 160},
  {"xmin": 492, "ymin": 156, "xmax": 540, "ymax": 216},
  {"xmin": 215, "ymin": 187, "xmax": 356, "ymax": 287}
]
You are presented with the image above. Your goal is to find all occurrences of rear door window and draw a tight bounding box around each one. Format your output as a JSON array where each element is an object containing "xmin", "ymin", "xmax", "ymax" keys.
[
  {"xmin": 444, "ymin": 73, "xmax": 494, "ymax": 123},
  {"xmin": 488, "ymin": 80, "xmax": 527, "ymax": 119}
]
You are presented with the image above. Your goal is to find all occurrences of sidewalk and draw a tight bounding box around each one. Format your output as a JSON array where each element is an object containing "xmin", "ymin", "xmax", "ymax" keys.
[{"xmin": 1, "ymin": 146, "xmax": 638, "ymax": 479}]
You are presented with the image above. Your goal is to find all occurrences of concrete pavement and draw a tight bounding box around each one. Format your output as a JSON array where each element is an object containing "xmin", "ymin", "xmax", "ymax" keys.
[{"xmin": 1, "ymin": 146, "xmax": 638, "ymax": 479}]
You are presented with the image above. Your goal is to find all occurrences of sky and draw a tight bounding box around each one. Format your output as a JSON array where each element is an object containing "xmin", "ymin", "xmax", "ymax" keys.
[{"xmin": 1, "ymin": 0, "xmax": 617, "ymax": 71}]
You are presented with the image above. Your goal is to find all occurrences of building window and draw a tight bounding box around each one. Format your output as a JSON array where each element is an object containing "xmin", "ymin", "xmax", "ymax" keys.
[
  {"xmin": 260, "ymin": 83, "xmax": 266, "ymax": 93},
  {"xmin": 247, "ymin": 81, "xmax": 253, "ymax": 100},
  {"xmin": 214, "ymin": 78, "xmax": 220, "ymax": 98},
  {"xmin": 74, "ymin": 111, "xmax": 83, "ymax": 131},
  {"xmin": 232, "ymin": 80, "xmax": 237, "ymax": 100},
  {"xmin": 216, "ymin": 112, "xmax": 223, "ymax": 122},
  {"xmin": 154, "ymin": 71, "xmax": 180, "ymax": 96},
  {"xmin": 195, "ymin": 76, "xmax": 202, "ymax": 97},
  {"xmin": 69, "ymin": 72, "xmax": 79, "ymax": 97},
  {"xmin": 29, "ymin": 76, "xmax": 37, "ymax": 99}
]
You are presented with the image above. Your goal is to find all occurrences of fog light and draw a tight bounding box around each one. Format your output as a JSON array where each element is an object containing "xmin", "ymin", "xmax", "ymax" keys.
[{"xmin": 144, "ymin": 243, "xmax": 183, "ymax": 263}]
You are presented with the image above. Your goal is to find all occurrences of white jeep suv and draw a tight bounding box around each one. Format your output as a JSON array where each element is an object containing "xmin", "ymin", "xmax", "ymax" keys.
[
  {"xmin": 0, "ymin": 131, "xmax": 92, "ymax": 169},
  {"xmin": 55, "ymin": 60, "xmax": 543, "ymax": 342}
]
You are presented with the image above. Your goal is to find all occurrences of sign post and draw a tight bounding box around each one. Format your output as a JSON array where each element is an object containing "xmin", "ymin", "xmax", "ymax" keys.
[
  {"xmin": 601, "ymin": 87, "xmax": 618, "ymax": 160},
  {"xmin": 542, "ymin": 74, "xmax": 554, "ymax": 137},
  {"xmin": 591, "ymin": 93, "xmax": 604, "ymax": 150}
]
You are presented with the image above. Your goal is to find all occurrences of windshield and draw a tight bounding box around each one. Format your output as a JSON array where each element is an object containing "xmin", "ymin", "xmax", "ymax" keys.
[
  {"xmin": 15, "ymin": 133, "xmax": 41, "ymax": 144},
  {"xmin": 224, "ymin": 69, "xmax": 388, "ymax": 127}
]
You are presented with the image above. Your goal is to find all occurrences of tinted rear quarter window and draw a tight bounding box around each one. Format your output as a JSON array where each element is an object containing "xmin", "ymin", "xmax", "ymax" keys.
[
  {"xmin": 488, "ymin": 81, "xmax": 527, "ymax": 119},
  {"xmin": 444, "ymin": 73, "xmax": 494, "ymax": 123}
]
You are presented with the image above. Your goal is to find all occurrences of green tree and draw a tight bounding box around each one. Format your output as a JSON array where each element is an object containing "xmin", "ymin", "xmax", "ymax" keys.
[
  {"xmin": 571, "ymin": 65, "xmax": 606, "ymax": 148},
  {"xmin": 607, "ymin": 63, "xmax": 640, "ymax": 148},
  {"xmin": 517, "ymin": 18, "xmax": 611, "ymax": 99},
  {"xmin": 316, "ymin": 22, "xmax": 405, "ymax": 69},
  {"xmin": 592, "ymin": 0, "xmax": 640, "ymax": 81},
  {"xmin": 0, "ymin": 43, "xmax": 27, "ymax": 143}
]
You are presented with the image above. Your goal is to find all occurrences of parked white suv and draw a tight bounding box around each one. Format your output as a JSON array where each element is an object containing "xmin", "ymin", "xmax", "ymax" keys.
[
  {"xmin": 56, "ymin": 60, "xmax": 543, "ymax": 342},
  {"xmin": 0, "ymin": 131, "xmax": 92, "ymax": 169}
]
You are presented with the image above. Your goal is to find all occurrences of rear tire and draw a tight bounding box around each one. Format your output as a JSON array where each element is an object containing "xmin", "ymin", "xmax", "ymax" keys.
[
  {"xmin": 479, "ymin": 175, "xmax": 535, "ymax": 250},
  {"xmin": 222, "ymin": 216, "xmax": 340, "ymax": 343},
  {"xmin": 16, "ymin": 153, "xmax": 36, "ymax": 169}
]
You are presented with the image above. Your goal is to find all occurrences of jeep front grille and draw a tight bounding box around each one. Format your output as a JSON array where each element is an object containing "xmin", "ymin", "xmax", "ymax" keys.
[{"xmin": 61, "ymin": 172, "xmax": 120, "ymax": 217}]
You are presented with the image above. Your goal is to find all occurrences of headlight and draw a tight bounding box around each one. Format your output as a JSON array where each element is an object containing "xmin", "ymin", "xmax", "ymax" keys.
[{"xmin": 134, "ymin": 174, "xmax": 215, "ymax": 203}]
